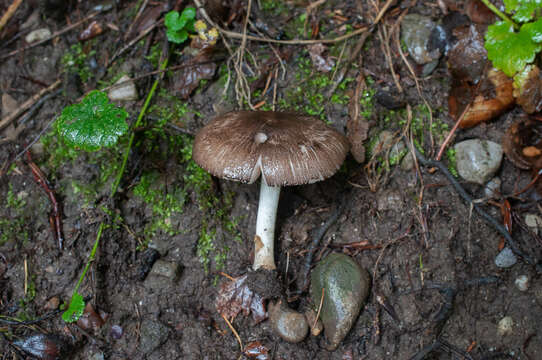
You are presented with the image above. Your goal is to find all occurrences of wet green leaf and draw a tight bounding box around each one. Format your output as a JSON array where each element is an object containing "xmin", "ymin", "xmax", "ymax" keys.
[
  {"xmin": 62, "ymin": 292, "xmax": 85, "ymax": 322},
  {"xmin": 485, "ymin": 21, "xmax": 541, "ymax": 77},
  {"xmin": 504, "ymin": 0, "xmax": 542, "ymax": 23},
  {"xmin": 164, "ymin": 7, "xmax": 196, "ymax": 44},
  {"xmin": 56, "ymin": 90, "xmax": 129, "ymax": 152}
]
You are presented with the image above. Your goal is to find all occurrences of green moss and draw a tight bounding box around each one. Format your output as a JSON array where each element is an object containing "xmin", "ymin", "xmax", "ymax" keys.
[
  {"xmin": 446, "ymin": 148, "xmax": 458, "ymax": 177},
  {"xmin": 61, "ymin": 43, "xmax": 95, "ymax": 83},
  {"xmin": 1, "ymin": 184, "xmax": 29, "ymax": 245}
]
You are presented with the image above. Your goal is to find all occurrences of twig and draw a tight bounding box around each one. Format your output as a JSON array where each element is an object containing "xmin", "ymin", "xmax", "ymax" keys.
[
  {"xmin": 108, "ymin": 19, "xmax": 163, "ymax": 66},
  {"xmin": 193, "ymin": 0, "xmax": 368, "ymax": 44},
  {"xmin": 221, "ymin": 314, "xmax": 243, "ymax": 352},
  {"xmin": 0, "ymin": 12, "xmax": 102, "ymax": 60},
  {"xmin": 313, "ymin": 287, "xmax": 325, "ymax": 331},
  {"xmin": 0, "ymin": 79, "xmax": 61, "ymax": 132},
  {"xmin": 407, "ymin": 137, "xmax": 542, "ymax": 273},
  {"xmin": 26, "ymin": 150, "xmax": 64, "ymax": 250},
  {"xmin": 0, "ymin": 0, "xmax": 22, "ymax": 32},
  {"xmin": 0, "ymin": 310, "xmax": 61, "ymax": 325}
]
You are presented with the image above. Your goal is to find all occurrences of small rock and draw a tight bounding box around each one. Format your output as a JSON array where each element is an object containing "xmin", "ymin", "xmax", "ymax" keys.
[
  {"xmin": 484, "ymin": 177, "xmax": 502, "ymax": 198},
  {"xmin": 25, "ymin": 28, "xmax": 52, "ymax": 43},
  {"xmin": 304, "ymin": 308, "xmax": 323, "ymax": 336},
  {"xmin": 515, "ymin": 275, "xmax": 529, "ymax": 291},
  {"xmin": 377, "ymin": 190, "xmax": 403, "ymax": 212},
  {"xmin": 376, "ymin": 87, "xmax": 405, "ymax": 109},
  {"xmin": 108, "ymin": 75, "xmax": 138, "ymax": 101},
  {"xmin": 401, "ymin": 152, "xmax": 414, "ymax": 171},
  {"xmin": 495, "ymin": 247, "xmax": 517, "ymax": 268},
  {"xmin": 139, "ymin": 320, "xmax": 169, "ymax": 355},
  {"xmin": 497, "ymin": 316, "xmax": 514, "ymax": 336},
  {"xmin": 269, "ymin": 300, "xmax": 308, "ymax": 343},
  {"xmin": 455, "ymin": 139, "xmax": 503, "ymax": 185},
  {"xmin": 310, "ymin": 253, "xmax": 371, "ymax": 350},
  {"xmin": 525, "ymin": 214, "xmax": 542, "ymax": 235},
  {"xmin": 1, "ymin": 93, "xmax": 18, "ymax": 116},
  {"xmin": 136, "ymin": 248, "xmax": 160, "ymax": 281},
  {"xmin": 149, "ymin": 260, "xmax": 180, "ymax": 280},
  {"xmin": 44, "ymin": 296, "xmax": 60, "ymax": 310},
  {"xmin": 401, "ymin": 14, "xmax": 441, "ymax": 65}
]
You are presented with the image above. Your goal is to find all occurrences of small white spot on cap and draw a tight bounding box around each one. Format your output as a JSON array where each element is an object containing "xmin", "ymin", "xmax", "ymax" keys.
[{"xmin": 254, "ymin": 132, "xmax": 268, "ymax": 144}]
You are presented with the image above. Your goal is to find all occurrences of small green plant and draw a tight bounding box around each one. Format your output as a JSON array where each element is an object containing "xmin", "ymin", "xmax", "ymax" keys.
[
  {"xmin": 56, "ymin": 90, "xmax": 129, "ymax": 151},
  {"xmin": 164, "ymin": 7, "xmax": 196, "ymax": 44},
  {"xmin": 61, "ymin": 44, "xmax": 95, "ymax": 83},
  {"xmin": 483, "ymin": 0, "xmax": 542, "ymax": 78}
]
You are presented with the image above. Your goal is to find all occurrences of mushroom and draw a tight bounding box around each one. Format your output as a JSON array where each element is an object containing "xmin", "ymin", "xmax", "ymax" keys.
[{"xmin": 193, "ymin": 111, "xmax": 349, "ymax": 270}]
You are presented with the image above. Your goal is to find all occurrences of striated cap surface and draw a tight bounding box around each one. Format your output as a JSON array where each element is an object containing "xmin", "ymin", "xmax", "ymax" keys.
[{"xmin": 193, "ymin": 111, "xmax": 349, "ymax": 186}]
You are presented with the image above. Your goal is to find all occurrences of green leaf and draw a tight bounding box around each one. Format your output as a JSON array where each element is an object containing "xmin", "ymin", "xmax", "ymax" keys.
[
  {"xmin": 56, "ymin": 90, "xmax": 129, "ymax": 152},
  {"xmin": 165, "ymin": 11, "xmax": 184, "ymax": 31},
  {"xmin": 504, "ymin": 0, "xmax": 542, "ymax": 23},
  {"xmin": 62, "ymin": 292, "xmax": 85, "ymax": 322},
  {"xmin": 485, "ymin": 21, "xmax": 541, "ymax": 77},
  {"xmin": 166, "ymin": 29, "xmax": 188, "ymax": 44},
  {"xmin": 523, "ymin": 17, "xmax": 542, "ymax": 42},
  {"xmin": 180, "ymin": 7, "xmax": 196, "ymax": 22}
]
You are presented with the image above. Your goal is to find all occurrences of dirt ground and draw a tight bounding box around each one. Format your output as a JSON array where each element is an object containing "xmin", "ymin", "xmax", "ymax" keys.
[{"xmin": 1, "ymin": 0, "xmax": 542, "ymax": 359}]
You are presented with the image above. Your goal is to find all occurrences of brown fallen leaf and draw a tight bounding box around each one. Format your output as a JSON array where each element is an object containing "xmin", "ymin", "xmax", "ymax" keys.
[
  {"xmin": 465, "ymin": 0, "xmax": 497, "ymax": 24},
  {"xmin": 215, "ymin": 274, "xmax": 267, "ymax": 324},
  {"xmin": 307, "ymin": 44, "xmax": 335, "ymax": 73},
  {"xmin": 513, "ymin": 65, "xmax": 542, "ymax": 114},
  {"xmin": 174, "ymin": 48, "xmax": 217, "ymax": 99},
  {"xmin": 449, "ymin": 68, "xmax": 514, "ymax": 128},
  {"xmin": 347, "ymin": 74, "xmax": 370, "ymax": 163},
  {"xmin": 78, "ymin": 21, "xmax": 103, "ymax": 41},
  {"xmin": 244, "ymin": 340, "xmax": 270, "ymax": 359},
  {"xmin": 76, "ymin": 302, "xmax": 107, "ymax": 332}
]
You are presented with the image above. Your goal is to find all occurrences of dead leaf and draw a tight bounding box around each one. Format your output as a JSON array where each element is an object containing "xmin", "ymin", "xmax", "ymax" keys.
[
  {"xmin": 215, "ymin": 274, "xmax": 267, "ymax": 324},
  {"xmin": 307, "ymin": 44, "xmax": 335, "ymax": 73},
  {"xmin": 174, "ymin": 48, "xmax": 217, "ymax": 99},
  {"xmin": 77, "ymin": 303, "xmax": 107, "ymax": 332},
  {"xmin": 244, "ymin": 340, "xmax": 270, "ymax": 359},
  {"xmin": 78, "ymin": 21, "xmax": 103, "ymax": 41},
  {"xmin": 449, "ymin": 68, "xmax": 514, "ymax": 128},
  {"xmin": 347, "ymin": 74, "xmax": 370, "ymax": 163},
  {"xmin": 465, "ymin": 0, "xmax": 497, "ymax": 24},
  {"xmin": 126, "ymin": 3, "xmax": 168, "ymax": 41},
  {"xmin": 513, "ymin": 65, "xmax": 542, "ymax": 114},
  {"xmin": 502, "ymin": 117, "xmax": 542, "ymax": 170}
]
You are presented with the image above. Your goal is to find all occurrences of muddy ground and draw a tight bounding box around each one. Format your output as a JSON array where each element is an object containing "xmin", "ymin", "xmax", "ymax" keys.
[{"xmin": 1, "ymin": 0, "xmax": 542, "ymax": 359}]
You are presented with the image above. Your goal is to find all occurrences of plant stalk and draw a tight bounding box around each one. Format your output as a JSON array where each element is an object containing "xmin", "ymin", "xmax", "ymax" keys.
[{"xmin": 479, "ymin": 0, "xmax": 518, "ymax": 29}]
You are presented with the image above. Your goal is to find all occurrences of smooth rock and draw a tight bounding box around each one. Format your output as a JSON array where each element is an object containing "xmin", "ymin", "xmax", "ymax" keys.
[
  {"xmin": 310, "ymin": 253, "xmax": 370, "ymax": 350},
  {"xmin": 495, "ymin": 247, "xmax": 517, "ymax": 268},
  {"xmin": 139, "ymin": 320, "xmax": 169, "ymax": 354},
  {"xmin": 484, "ymin": 177, "xmax": 501, "ymax": 198},
  {"xmin": 401, "ymin": 152, "xmax": 415, "ymax": 171},
  {"xmin": 401, "ymin": 14, "xmax": 440, "ymax": 65},
  {"xmin": 455, "ymin": 139, "xmax": 503, "ymax": 185},
  {"xmin": 269, "ymin": 300, "xmax": 308, "ymax": 343},
  {"xmin": 1, "ymin": 93, "xmax": 18, "ymax": 116},
  {"xmin": 108, "ymin": 75, "xmax": 138, "ymax": 101},
  {"xmin": 525, "ymin": 214, "xmax": 542, "ymax": 235},
  {"xmin": 497, "ymin": 316, "xmax": 514, "ymax": 336},
  {"xmin": 515, "ymin": 275, "xmax": 529, "ymax": 291},
  {"xmin": 25, "ymin": 28, "xmax": 52, "ymax": 43},
  {"xmin": 149, "ymin": 260, "xmax": 180, "ymax": 280}
]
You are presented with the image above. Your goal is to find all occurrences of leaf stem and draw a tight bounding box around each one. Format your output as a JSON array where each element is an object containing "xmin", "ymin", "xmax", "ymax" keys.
[{"xmin": 479, "ymin": 0, "xmax": 518, "ymax": 29}]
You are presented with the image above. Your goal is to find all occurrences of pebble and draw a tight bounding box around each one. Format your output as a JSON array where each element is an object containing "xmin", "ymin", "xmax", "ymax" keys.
[
  {"xmin": 1, "ymin": 93, "xmax": 18, "ymax": 116},
  {"xmin": 455, "ymin": 139, "xmax": 503, "ymax": 185},
  {"xmin": 497, "ymin": 316, "xmax": 514, "ymax": 336},
  {"xmin": 268, "ymin": 300, "xmax": 308, "ymax": 343},
  {"xmin": 515, "ymin": 275, "xmax": 529, "ymax": 291},
  {"xmin": 139, "ymin": 320, "xmax": 170, "ymax": 354},
  {"xmin": 401, "ymin": 14, "xmax": 440, "ymax": 65},
  {"xmin": 484, "ymin": 177, "xmax": 502, "ymax": 198},
  {"xmin": 525, "ymin": 214, "xmax": 542, "ymax": 235},
  {"xmin": 25, "ymin": 28, "xmax": 52, "ymax": 43},
  {"xmin": 108, "ymin": 75, "xmax": 138, "ymax": 101},
  {"xmin": 149, "ymin": 260, "xmax": 179, "ymax": 280},
  {"xmin": 495, "ymin": 247, "xmax": 517, "ymax": 268},
  {"xmin": 310, "ymin": 253, "xmax": 371, "ymax": 350},
  {"xmin": 401, "ymin": 152, "xmax": 414, "ymax": 171}
]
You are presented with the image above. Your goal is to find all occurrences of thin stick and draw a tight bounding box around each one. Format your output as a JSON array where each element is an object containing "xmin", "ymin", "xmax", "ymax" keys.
[
  {"xmin": 221, "ymin": 313, "xmax": 243, "ymax": 352},
  {"xmin": 24, "ymin": 257, "xmax": 28, "ymax": 296},
  {"xmin": 0, "ymin": 79, "xmax": 61, "ymax": 132},
  {"xmin": 0, "ymin": 0, "xmax": 22, "ymax": 32},
  {"xmin": 193, "ymin": 0, "xmax": 368, "ymax": 45},
  {"xmin": 0, "ymin": 12, "xmax": 102, "ymax": 60},
  {"xmin": 313, "ymin": 287, "xmax": 325, "ymax": 330},
  {"xmin": 435, "ymin": 102, "xmax": 471, "ymax": 161}
]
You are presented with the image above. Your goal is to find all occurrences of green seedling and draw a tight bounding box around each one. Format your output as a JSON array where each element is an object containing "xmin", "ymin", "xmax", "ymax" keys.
[
  {"xmin": 164, "ymin": 7, "xmax": 196, "ymax": 44},
  {"xmin": 483, "ymin": 0, "xmax": 542, "ymax": 77},
  {"xmin": 56, "ymin": 91, "xmax": 129, "ymax": 151}
]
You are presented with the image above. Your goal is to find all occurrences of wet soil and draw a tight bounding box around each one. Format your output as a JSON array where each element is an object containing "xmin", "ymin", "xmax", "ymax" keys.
[{"xmin": 1, "ymin": 1, "xmax": 542, "ymax": 359}]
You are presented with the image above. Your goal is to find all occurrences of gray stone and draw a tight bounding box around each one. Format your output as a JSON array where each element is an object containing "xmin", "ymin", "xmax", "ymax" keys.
[
  {"xmin": 269, "ymin": 300, "xmax": 308, "ymax": 343},
  {"xmin": 25, "ymin": 28, "xmax": 51, "ymax": 43},
  {"xmin": 310, "ymin": 253, "xmax": 371, "ymax": 350},
  {"xmin": 149, "ymin": 260, "xmax": 180, "ymax": 279},
  {"xmin": 108, "ymin": 75, "xmax": 138, "ymax": 101},
  {"xmin": 455, "ymin": 139, "xmax": 503, "ymax": 185},
  {"xmin": 401, "ymin": 152, "xmax": 414, "ymax": 171},
  {"xmin": 497, "ymin": 316, "xmax": 514, "ymax": 336},
  {"xmin": 495, "ymin": 247, "xmax": 517, "ymax": 268},
  {"xmin": 525, "ymin": 214, "xmax": 542, "ymax": 235},
  {"xmin": 484, "ymin": 177, "xmax": 502, "ymax": 198},
  {"xmin": 401, "ymin": 14, "xmax": 440, "ymax": 65},
  {"xmin": 515, "ymin": 275, "xmax": 529, "ymax": 291},
  {"xmin": 139, "ymin": 320, "xmax": 169, "ymax": 354}
]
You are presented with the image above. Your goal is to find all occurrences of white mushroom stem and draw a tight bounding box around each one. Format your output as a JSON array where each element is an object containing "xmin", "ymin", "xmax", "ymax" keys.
[{"xmin": 253, "ymin": 181, "xmax": 281, "ymax": 270}]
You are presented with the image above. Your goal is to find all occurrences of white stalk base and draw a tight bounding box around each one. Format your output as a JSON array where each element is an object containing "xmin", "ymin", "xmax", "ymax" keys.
[{"xmin": 253, "ymin": 181, "xmax": 281, "ymax": 270}]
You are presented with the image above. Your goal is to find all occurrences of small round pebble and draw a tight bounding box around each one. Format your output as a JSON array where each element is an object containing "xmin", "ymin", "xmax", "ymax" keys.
[
  {"xmin": 497, "ymin": 316, "xmax": 514, "ymax": 336},
  {"xmin": 515, "ymin": 275, "xmax": 529, "ymax": 291},
  {"xmin": 495, "ymin": 247, "xmax": 517, "ymax": 268},
  {"xmin": 269, "ymin": 300, "xmax": 308, "ymax": 343}
]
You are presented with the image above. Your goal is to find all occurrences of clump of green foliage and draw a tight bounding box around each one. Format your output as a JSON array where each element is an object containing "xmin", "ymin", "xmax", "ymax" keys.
[
  {"xmin": 484, "ymin": 0, "xmax": 542, "ymax": 78},
  {"xmin": 164, "ymin": 7, "xmax": 196, "ymax": 44},
  {"xmin": 61, "ymin": 43, "xmax": 95, "ymax": 83}
]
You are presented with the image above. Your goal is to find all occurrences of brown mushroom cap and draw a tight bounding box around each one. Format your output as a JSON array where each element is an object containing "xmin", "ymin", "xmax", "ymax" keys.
[{"xmin": 193, "ymin": 111, "xmax": 350, "ymax": 186}]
